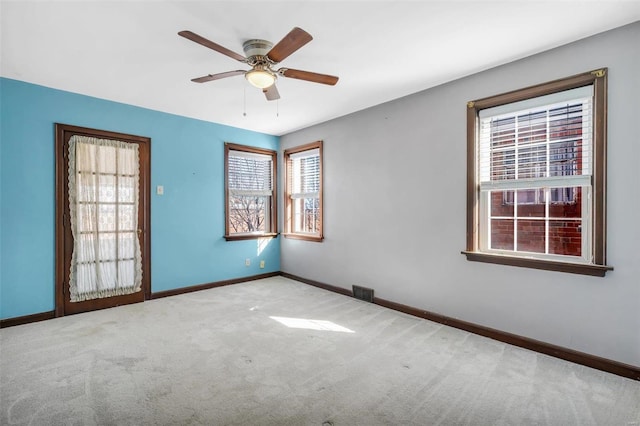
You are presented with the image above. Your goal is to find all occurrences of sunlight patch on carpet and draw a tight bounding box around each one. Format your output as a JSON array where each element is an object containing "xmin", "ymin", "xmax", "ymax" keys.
[{"xmin": 270, "ymin": 316, "xmax": 355, "ymax": 333}]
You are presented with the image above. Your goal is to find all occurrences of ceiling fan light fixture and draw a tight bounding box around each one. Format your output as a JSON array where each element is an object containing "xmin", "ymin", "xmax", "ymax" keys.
[{"xmin": 245, "ymin": 69, "xmax": 276, "ymax": 89}]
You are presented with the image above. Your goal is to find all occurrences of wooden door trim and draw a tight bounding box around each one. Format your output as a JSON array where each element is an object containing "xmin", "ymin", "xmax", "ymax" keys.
[{"xmin": 54, "ymin": 123, "xmax": 151, "ymax": 317}]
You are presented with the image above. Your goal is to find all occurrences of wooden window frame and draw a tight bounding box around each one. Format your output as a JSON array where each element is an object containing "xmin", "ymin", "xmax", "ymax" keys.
[
  {"xmin": 283, "ymin": 141, "xmax": 324, "ymax": 242},
  {"xmin": 462, "ymin": 69, "xmax": 613, "ymax": 277},
  {"xmin": 224, "ymin": 143, "xmax": 278, "ymax": 241}
]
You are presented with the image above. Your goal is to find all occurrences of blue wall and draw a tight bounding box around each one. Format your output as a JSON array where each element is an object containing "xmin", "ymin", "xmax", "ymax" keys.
[{"xmin": 0, "ymin": 78, "xmax": 280, "ymax": 319}]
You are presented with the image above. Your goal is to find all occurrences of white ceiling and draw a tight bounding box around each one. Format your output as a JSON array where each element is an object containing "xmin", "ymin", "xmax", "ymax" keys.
[{"xmin": 2, "ymin": 1, "xmax": 639, "ymax": 136}]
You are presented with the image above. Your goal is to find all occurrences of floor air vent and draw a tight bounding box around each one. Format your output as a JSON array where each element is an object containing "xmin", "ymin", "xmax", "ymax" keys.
[{"xmin": 352, "ymin": 285, "xmax": 374, "ymax": 303}]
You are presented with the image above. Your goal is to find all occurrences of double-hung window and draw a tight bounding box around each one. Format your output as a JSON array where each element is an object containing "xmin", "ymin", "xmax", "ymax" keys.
[
  {"xmin": 224, "ymin": 143, "xmax": 277, "ymax": 240},
  {"xmin": 464, "ymin": 70, "xmax": 612, "ymax": 276},
  {"xmin": 284, "ymin": 141, "xmax": 323, "ymax": 241}
]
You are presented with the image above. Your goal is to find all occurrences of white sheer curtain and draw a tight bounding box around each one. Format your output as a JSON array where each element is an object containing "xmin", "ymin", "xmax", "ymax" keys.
[{"xmin": 68, "ymin": 135, "xmax": 142, "ymax": 302}]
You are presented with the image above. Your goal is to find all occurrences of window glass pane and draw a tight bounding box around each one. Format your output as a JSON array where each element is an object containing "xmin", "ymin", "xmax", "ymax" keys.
[
  {"xmin": 516, "ymin": 190, "xmax": 545, "ymax": 216},
  {"xmin": 299, "ymin": 157, "xmax": 320, "ymax": 193},
  {"xmin": 517, "ymin": 110, "xmax": 547, "ymax": 145},
  {"xmin": 487, "ymin": 114, "xmax": 514, "ymax": 181},
  {"xmin": 75, "ymin": 142, "xmax": 96, "ymax": 173},
  {"xmin": 549, "ymin": 103, "xmax": 583, "ymax": 141},
  {"xmin": 549, "ymin": 187, "xmax": 581, "ymax": 217},
  {"xmin": 118, "ymin": 204, "xmax": 135, "ymax": 231},
  {"xmin": 117, "ymin": 260, "xmax": 136, "ymax": 288},
  {"xmin": 99, "ymin": 175, "xmax": 117, "ymax": 202},
  {"xmin": 228, "ymin": 195, "xmax": 268, "ymax": 233},
  {"xmin": 98, "ymin": 232, "xmax": 117, "ymax": 261},
  {"xmin": 96, "ymin": 145, "xmax": 117, "ymax": 174},
  {"xmin": 76, "ymin": 263, "xmax": 97, "ymax": 294},
  {"xmin": 98, "ymin": 260, "xmax": 117, "ymax": 289},
  {"xmin": 118, "ymin": 176, "xmax": 136, "ymax": 203},
  {"xmin": 294, "ymin": 197, "xmax": 320, "ymax": 234},
  {"xmin": 118, "ymin": 232, "xmax": 136, "ymax": 259},
  {"xmin": 549, "ymin": 220, "xmax": 582, "ymax": 256},
  {"xmin": 118, "ymin": 148, "xmax": 137, "ymax": 175},
  {"xmin": 97, "ymin": 204, "xmax": 116, "ymax": 231},
  {"xmin": 516, "ymin": 220, "xmax": 545, "ymax": 253},
  {"xmin": 517, "ymin": 145, "xmax": 546, "ymax": 179},
  {"xmin": 549, "ymin": 140, "xmax": 579, "ymax": 177},
  {"xmin": 78, "ymin": 204, "xmax": 97, "ymax": 232},
  {"xmin": 490, "ymin": 117, "xmax": 515, "ymax": 147},
  {"xmin": 491, "ymin": 148, "xmax": 515, "ymax": 180},
  {"xmin": 491, "ymin": 191, "xmax": 514, "ymax": 217},
  {"xmin": 77, "ymin": 172, "xmax": 98, "ymax": 202},
  {"xmin": 490, "ymin": 219, "xmax": 514, "ymax": 250},
  {"xmin": 76, "ymin": 233, "xmax": 95, "ymax": 263}
]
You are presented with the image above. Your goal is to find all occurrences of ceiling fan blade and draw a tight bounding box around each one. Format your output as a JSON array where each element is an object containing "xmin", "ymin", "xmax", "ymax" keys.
[
  {"xmin": 263, "ymin": 84, "xmax": 280, "ymax": 101},
  {"xmin": 191, "ymin": 70, "xmax": 246, "ymax": 83},
  {"xmin": 266, "ymin": 27, "xmax": 313, "ymax": 63},
  {"xmin": 178, "ymin": 30, "xmax": 246, "ymax": 62},
  {"xmin": 280, "ymin": 68, "xmax": 339, "ymax": 86}
]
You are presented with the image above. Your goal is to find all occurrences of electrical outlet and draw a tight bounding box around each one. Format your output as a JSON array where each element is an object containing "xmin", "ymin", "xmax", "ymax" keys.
[
  {"xmin": 245, "ymin": 258, "xmax": 251, "ymax": 267},
  {"xmin": 156, "ymin": 185, "xmax": 164, "ymax": 195},
  {"xmin": 260, "ymin": 260, "xmax": 265, "ymax": 269}
]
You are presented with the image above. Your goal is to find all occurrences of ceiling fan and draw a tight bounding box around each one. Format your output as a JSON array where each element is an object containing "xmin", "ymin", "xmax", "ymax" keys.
[{"xmin": 178, "ymin": 27, "xmax": 339, "ymax": 101}]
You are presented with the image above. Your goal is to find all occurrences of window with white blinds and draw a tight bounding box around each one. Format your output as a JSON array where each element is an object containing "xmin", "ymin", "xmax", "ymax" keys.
[
  {"xmin": 224, "ymin": 143, "xmax": 277, "ymax": 239},
  {"xmin": 464, "ymin": 69, "xmax": 612, "ymax": 276},
  {"xmin": 479, "ymin": 86, "xmax": 593, "ymax": 261},
  {"xmin": 284, "ymin": 141, "xmax": 323, "ymax": 241}
]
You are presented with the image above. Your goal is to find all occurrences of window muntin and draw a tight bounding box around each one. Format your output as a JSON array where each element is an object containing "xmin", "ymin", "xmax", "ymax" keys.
[
  {"xmin": 464, "ymin": 69, "xmax": 612, "ymax": 276},
  {"xmin": 224, "ymin": 143, "xmax": 277, "ymax": 240},
  {"xmin": 284, "ymin": 141, "xmax": 323, "ymax": 241}
]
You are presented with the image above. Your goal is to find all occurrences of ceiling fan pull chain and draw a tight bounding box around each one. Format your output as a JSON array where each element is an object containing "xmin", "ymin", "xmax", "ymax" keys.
[
  {"xmin": 277, "ymin": 99, "xmax": 279, "ymax": 118},
  {"xmin": 243, "ymin": 87, "xmax": 247, "ymax": 117}
]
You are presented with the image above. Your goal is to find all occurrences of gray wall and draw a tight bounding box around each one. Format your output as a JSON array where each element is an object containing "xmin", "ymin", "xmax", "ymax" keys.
[{"xmin": 280, "ymin": 22, "xmax": 640, "ymax": 367}]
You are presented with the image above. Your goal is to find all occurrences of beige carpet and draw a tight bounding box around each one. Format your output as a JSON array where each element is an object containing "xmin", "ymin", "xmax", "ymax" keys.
[{"xmin": 1, "ymin": 276, "xmax": 639, "ymax": 425}]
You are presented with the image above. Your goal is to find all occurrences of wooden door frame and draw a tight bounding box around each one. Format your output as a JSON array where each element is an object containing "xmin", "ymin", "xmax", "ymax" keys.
[{"xmin": 54, "ymin": 123, "xmax": 151, "ymax": 317}]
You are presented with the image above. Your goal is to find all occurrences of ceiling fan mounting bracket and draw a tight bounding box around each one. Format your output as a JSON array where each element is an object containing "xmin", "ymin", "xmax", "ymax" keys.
[{"xmin": 242, "ymin": 39, "xmax": 274, "ymax": 58}]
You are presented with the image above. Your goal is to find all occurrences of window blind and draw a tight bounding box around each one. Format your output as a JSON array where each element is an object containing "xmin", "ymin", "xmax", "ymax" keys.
[
  {"xmin": 479, "ymin": 85, "xmax": 593, "ymax": 190},
  {"xmin": 228, "ymin": 149, "xmax": 273, "ymax": 196},
  {"xmin": 288, "ymin": 148, "xmax": 320, "ymax": 199}
]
